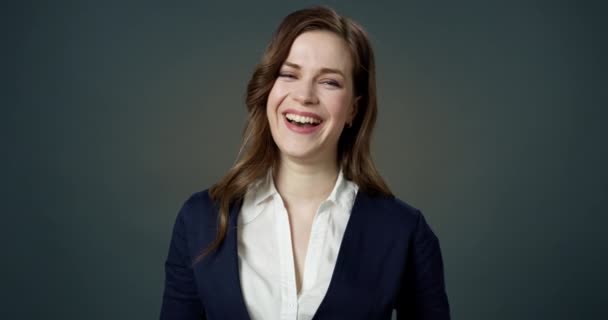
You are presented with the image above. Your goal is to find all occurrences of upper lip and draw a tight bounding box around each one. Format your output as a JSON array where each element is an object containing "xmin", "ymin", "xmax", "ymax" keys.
[{"xmin": 282, "ymin": 109, "xmax": 323, "ymax": 121}]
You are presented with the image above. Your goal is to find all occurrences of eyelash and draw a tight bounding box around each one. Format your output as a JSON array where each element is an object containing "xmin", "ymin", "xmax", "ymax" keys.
[
  {"xmin": 278, "ymin": 72, "xmax": 342, "ymax": 88},
  {"xmin": 278, "ymin": 72, "xmax": 296, "ymax": 79}
]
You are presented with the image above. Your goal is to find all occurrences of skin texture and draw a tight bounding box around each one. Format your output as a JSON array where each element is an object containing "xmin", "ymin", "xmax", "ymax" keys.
[{"xmin": 265, "ymin": 30, "xmax": 359, "ymax": 293}]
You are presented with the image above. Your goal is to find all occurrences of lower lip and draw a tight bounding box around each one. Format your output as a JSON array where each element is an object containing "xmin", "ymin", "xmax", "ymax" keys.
[{"xmin": 284, "ymin": 116, "xmax": 322, "ymax": 134}]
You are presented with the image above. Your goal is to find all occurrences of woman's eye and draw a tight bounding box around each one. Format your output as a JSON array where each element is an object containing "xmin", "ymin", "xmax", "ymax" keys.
[
  {"xmin": 278, "ymin": 72, "xmax": 296, "ymax": 79},
  {"xmin": 321, "ymin": 80, "xmax": 342, "ymax": 88}
]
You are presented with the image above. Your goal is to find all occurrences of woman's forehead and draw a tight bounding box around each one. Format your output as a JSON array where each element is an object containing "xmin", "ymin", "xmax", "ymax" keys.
[{"xmin": 283, "ymin": 31, "xmax": 352, "ymax": 76}]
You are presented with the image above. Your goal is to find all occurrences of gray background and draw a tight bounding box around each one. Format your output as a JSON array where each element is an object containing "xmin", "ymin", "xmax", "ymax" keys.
[{"xmin": 4, "ymin": 0, "xmax": 607, "ymax": 319}]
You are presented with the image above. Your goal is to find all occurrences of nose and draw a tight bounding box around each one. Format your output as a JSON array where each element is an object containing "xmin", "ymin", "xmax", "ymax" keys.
[{"xmin": 292, "ymin": 81, "xmax": 319, "ymax": 105}]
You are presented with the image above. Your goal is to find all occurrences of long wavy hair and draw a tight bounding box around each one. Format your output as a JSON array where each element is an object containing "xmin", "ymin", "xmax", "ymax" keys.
[{"xmin": 193, "ymin": 6, "xmax": 392, "ymax": 265}]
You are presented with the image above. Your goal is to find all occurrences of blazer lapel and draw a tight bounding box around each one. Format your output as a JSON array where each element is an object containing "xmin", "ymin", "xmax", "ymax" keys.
[
  {"xmin": 201, "ymin": 192, "xmax": 377, "ymax": 319},
  {"xmin": 313, "ymin": 191, "xmax": 375, "ymax": 318},
  {"xmin": 199, "ymin": 200, "xmax": 251, "ymax": 320}
]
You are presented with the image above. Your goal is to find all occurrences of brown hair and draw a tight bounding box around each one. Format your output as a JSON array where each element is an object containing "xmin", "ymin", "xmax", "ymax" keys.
[{"xmin": 193, "ymin": 6, "xmax": 392, "ymax": 265}]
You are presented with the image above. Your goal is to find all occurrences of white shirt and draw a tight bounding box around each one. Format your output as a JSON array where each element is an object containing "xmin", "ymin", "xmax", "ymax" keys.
[{"xmin": 237, "ymin": 169, "xmax": 359, "ymax": 320}]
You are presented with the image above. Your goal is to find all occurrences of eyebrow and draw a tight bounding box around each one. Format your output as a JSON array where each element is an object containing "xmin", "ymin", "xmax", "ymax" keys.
[{"xmin": 283, "ymin": 61, "xmax": 345, "ymax": 78}]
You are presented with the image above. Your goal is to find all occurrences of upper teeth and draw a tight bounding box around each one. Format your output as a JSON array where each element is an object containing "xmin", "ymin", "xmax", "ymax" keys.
[{"xmin": 285, "ymin": 113, "xmax": 321, "ymax": 124}]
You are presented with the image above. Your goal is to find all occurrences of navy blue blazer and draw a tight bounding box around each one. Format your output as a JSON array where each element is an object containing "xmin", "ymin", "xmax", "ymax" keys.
[{"xmin": 160, "ymin": 189, "xmax": 450, "ymax": 319}]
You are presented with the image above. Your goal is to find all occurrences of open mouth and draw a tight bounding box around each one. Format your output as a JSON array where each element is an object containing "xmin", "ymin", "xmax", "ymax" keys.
[{"xmin": 284, "ymin": 113, "xmax": 322, "ymax": 128}]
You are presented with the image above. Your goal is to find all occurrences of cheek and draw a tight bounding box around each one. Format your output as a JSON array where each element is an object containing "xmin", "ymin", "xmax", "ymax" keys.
[
  {"xmin": 266, "ymin": 84, "xmax": 280, "ymax": 120},
  {"xmin": 266, "ymin": 82, "xmax": 286, "ymax": 115},
  {"xmin": 266, "ymin": 83, "xmax": 290, "ymax": 135},
  {"xmin": 326, "ymin": 94, "xmax": 353, "ymax": 122}
]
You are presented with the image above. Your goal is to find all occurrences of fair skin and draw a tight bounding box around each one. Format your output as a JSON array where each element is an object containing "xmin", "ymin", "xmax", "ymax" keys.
[{"xmin": 266, "ymin": 30, "xmax": 359, "ymax": 293}]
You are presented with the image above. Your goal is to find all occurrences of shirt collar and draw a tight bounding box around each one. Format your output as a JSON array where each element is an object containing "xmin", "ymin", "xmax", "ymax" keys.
[
  {"xmin": 325, "ymin": 168, "xmax": 359, "ymax": 211},
  {"xmin": 249, "ymin": 167, "xmax": 358, "ymax": 212},
  {"xmin": 251, "ymin": 169, "xmax": 278, "ymax": 206}
]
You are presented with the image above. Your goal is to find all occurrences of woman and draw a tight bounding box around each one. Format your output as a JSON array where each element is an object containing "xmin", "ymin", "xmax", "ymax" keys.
[{"xmin": 160, "ymin": 6, "xmax": 450, "ymax": 320}]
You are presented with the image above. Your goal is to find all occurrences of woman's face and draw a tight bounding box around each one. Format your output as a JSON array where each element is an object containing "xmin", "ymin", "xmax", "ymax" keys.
[{"xmin": 266, "ymin": 30, "xmax": 357, "ymax": 165}]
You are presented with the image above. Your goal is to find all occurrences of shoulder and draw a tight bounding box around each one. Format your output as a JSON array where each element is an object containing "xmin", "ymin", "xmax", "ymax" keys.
[
  {"xmin": 177, "ymin": 188, "xmax": 214, "ymax": 213},
  {"xmin": 360, "ymin": 192, "xmax": 422, "ymax": 221},
  {"xmin": 357, "ymin": 191, "xmax": 429, "ymax": 236},
  {"xmin": 180, "ymin": 189, "xmax": 215, "ymax": 211},
  {"xmin": 364, "ymin": 193, "xmax": 420, "ymax": 214},
  {"xmin": 173, "ymin": 189, "xmax": 218, "ymax": 231},
  {"xmin": 167, "ymin": 189, "xmax": 225, "ymax": 253}
]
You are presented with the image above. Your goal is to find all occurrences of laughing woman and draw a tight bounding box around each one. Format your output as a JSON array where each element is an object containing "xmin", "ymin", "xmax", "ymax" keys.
[{"xmin": 160, "ymin": 6, "xmax": 450, "ymax": 320}]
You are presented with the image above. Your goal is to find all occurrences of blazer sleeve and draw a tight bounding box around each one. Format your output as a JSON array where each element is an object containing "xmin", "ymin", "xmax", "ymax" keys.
[
  {"xmin": 396, "ymin": 210, "xmax": 451, "ymax": 320},
  {"xmin": 160, "ymin": 197, "xmax": 206, "ymax": 320}
]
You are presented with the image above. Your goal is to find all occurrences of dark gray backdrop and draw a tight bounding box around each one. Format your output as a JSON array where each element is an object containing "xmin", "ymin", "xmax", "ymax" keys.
[{"xmin": 4, "ymin": 0, "xmax": 607, "ymax": 319}]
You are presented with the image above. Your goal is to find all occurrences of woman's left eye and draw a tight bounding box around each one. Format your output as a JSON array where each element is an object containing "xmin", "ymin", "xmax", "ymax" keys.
[{"xmin": 321, "ymin": 80, "xmax": 341, "ymax": 88}]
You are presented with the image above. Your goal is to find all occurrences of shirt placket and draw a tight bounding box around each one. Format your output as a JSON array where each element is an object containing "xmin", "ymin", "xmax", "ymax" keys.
[
  {"xmin": 300, "ymin": 202, "xmax": 330, "ymax": 299},
  {"xmin": 274, "ymin": 197, "xmax": 299, "ymax": 320}
]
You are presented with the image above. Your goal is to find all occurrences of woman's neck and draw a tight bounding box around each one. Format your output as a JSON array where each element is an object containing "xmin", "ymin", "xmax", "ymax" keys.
[{"xmin": 273, "ymin": 155, "xmax": 339, "ymax": 206}]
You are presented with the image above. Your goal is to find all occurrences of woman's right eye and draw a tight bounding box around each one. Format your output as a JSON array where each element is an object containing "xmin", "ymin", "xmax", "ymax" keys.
[{"xmin": 278, "ymin": 72, "xmax": 296, "ymax": 79}]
